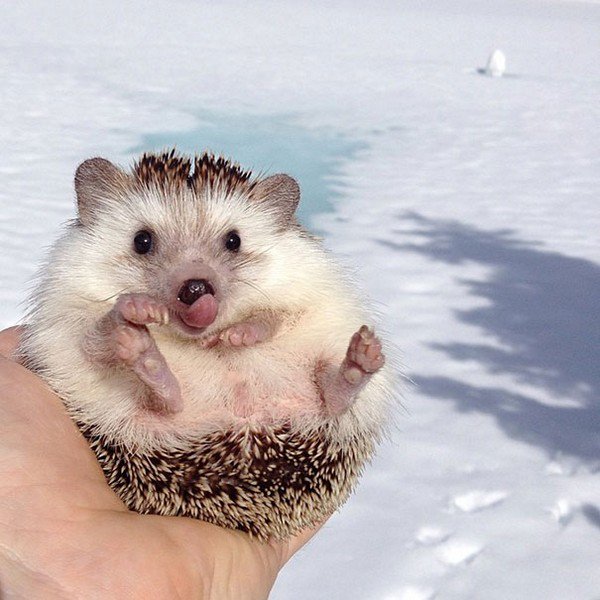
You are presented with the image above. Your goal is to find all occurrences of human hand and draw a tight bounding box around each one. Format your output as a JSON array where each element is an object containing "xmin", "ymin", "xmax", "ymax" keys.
[{"xmin": 0, "ymin": 327, "xmax": 320, "ymax": 599}]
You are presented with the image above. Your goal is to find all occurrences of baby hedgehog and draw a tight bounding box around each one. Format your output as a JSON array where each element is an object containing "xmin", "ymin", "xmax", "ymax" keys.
[{"xmin": 19, "ymin": 150, "xmax": 393, "ymax": 541}]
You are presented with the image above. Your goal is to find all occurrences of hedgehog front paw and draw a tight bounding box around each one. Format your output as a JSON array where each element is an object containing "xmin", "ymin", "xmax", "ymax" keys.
[
  {"xmin": 115, "ymin": 293, "xmax": 169, "ymax": 326},
  {"xmin": 343, "ymin": 325, "xmax": 385, "ymax": 384},
  {"xmin": 218, "ymin": 321, "xmax": 269, "ymax": 347}
]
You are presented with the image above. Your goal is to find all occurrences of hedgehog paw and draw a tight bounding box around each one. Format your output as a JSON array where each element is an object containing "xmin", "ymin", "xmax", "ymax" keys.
[
  {"xmin": 114, "ymin": 323, "xmax": 153, "ymax": 363},
  {"xmin": 114, "ymin": 324, "xmax": 182, "ymax": 414},
  {"xmin": 115, "ymin": 293, "xmax": 169, "ymax": 327},
  {"xmin": 343, "ymin": 325, "xmax": 385, "ymax": 382},
  {"xmin": 218, "ymin": 321, "xmax": 270, "ymax": 347},
  {"xmin": 316, "ymin": 326, "xmax": 385, "ymax": 417}
]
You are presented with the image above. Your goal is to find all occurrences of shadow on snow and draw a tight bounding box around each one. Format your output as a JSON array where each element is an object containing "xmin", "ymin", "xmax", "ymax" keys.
[{"xmin": 381, "ymin": 212, "xmax": 600, "ymax": 461}]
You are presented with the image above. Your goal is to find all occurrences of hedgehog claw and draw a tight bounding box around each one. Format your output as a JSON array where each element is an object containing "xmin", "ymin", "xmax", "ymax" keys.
[{"xmin": 116, "ymin": 293, "xmax": 170, "ymax": 327}]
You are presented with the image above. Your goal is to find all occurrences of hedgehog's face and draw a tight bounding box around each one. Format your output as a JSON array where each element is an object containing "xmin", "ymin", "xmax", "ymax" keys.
[{"xmin": 73, "ymin": 152, "xmax": 300, "ymax": 339}]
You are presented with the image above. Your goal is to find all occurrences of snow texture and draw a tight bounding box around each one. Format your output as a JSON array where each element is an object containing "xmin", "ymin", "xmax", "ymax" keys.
[{"xmin": 1, "ymin": 1, "xmax": 599, "ymax": 599}]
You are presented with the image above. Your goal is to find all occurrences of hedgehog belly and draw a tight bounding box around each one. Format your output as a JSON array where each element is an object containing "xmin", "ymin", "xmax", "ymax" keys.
[{"xmin": 80, "ymin": 422, "xmax": 376, "ymax": 541}]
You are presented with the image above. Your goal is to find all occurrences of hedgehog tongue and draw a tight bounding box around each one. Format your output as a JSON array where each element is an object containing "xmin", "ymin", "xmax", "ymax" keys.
[{"xmin": 181, "ymin": 294, "xmax": 218, "ymax": 329}]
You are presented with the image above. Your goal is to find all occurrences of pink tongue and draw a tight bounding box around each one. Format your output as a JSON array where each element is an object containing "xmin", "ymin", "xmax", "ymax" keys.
[{"xmin": 181, "ymin": 294, "xmax": 218, "ymax": 328}]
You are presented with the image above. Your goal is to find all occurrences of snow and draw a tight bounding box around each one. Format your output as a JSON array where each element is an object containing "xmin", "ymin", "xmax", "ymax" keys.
[
  {"xmin": 483, "ymin": 49, "xmax": 507, "ymax": 77},
  {"xmin": 448, "ymin": 490, "xmax": 509, "ymax": 514},
  {"xmin": 1, "ymin": 1, "xmax": 599, "ymax": 598}
]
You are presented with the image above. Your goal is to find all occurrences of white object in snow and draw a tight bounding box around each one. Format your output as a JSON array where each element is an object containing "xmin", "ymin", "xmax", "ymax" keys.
[{"xmin": 485, "ymin": 49, "xmax": 506, "ymax": 77}]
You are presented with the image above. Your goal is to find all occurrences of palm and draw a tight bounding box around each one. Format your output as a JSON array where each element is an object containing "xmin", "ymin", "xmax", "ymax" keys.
[{"xmin": 0, "ymin": 328, "xmax": 317, "ymax": 599}]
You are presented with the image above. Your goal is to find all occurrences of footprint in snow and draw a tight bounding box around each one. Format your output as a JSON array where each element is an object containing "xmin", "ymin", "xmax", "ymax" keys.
[
  {"xmin": 414, "ymin": 526, "xmax": 452, "ymax": 547},
  {"xmin": 548, "ymin": 499, "xmax": 577, "ymax": 526},
  {"xmin": 448, "ymin": 490, "xmax": 508, "ymax": 513},
  {"xmin": 545, "ymin": 458, "xmax": 578, "ymax": 477},
  {"xmin": 545, "ymin": 461, "xmax": 570, "ymax": 476},
  {"xmin": 435, "ymin": 539, "xmax": 484, "ymax": 567}
]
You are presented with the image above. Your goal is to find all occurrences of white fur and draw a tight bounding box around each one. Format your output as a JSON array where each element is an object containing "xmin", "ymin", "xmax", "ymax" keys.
[{"xmin": 21, "ymin": 176, "xmax": 394, "ymax": 452}]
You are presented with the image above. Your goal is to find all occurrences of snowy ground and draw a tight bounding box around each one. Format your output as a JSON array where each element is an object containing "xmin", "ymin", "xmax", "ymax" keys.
[{"xmin": 1, "ymin": 1, "xmax": 599, "ymax": 598}]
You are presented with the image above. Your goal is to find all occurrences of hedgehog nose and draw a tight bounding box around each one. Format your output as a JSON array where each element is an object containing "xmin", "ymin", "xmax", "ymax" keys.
[{"xmin": 177, "ymin": 279, "xmax": 215, "ymax": 306}]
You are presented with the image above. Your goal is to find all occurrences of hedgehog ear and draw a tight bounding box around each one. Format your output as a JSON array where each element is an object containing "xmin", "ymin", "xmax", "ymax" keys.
[
  {"xmin": 75, "ymin": 157, "xmax": 129, "ymax": 226},
  {"xmin": 251, "ymin": 174, "xmax": 300, "ymax": 223}
]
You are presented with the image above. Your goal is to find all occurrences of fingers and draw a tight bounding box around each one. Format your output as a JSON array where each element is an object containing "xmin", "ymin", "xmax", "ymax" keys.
[
  {"xmin": 0, "ymin": 355, "xmax": 123, "ymax": 513},
  {"xmin": 0, "ymin": 326, "xmax": 22, "ymax": 359}
]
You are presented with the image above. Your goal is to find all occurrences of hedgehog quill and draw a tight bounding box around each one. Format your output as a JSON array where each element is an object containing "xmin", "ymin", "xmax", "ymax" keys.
[{"xmin": 19, "ymin": 150, "xmax": 394, "ymax": 541}]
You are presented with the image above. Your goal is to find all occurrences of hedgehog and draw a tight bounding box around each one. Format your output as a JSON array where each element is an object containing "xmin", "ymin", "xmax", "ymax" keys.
[{"xmin": 19, "ymin": 149, "xmax": 394, "ymax": 541}]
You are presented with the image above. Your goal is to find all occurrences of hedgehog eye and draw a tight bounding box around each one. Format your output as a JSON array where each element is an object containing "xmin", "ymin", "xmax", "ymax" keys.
[
  {"xmin": 225, "ymin": 230, "xmax": 241, "ymax": 252},
  {"xmin": 133, "ymin": 230, "xmax": 153, "ymax": 254}
]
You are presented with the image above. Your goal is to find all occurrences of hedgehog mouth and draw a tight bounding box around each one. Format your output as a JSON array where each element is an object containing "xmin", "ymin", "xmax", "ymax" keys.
[
  {"xmin": 169, "ymin": 294, "xmax": 219, "ymax": 337},
  {"xmin": 181, "ymin": 293, "xmax": 218, "ymax": 328},
  {"xmin": 169, "ymin": 312, "xmax": 214, "ymax": 338}
]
